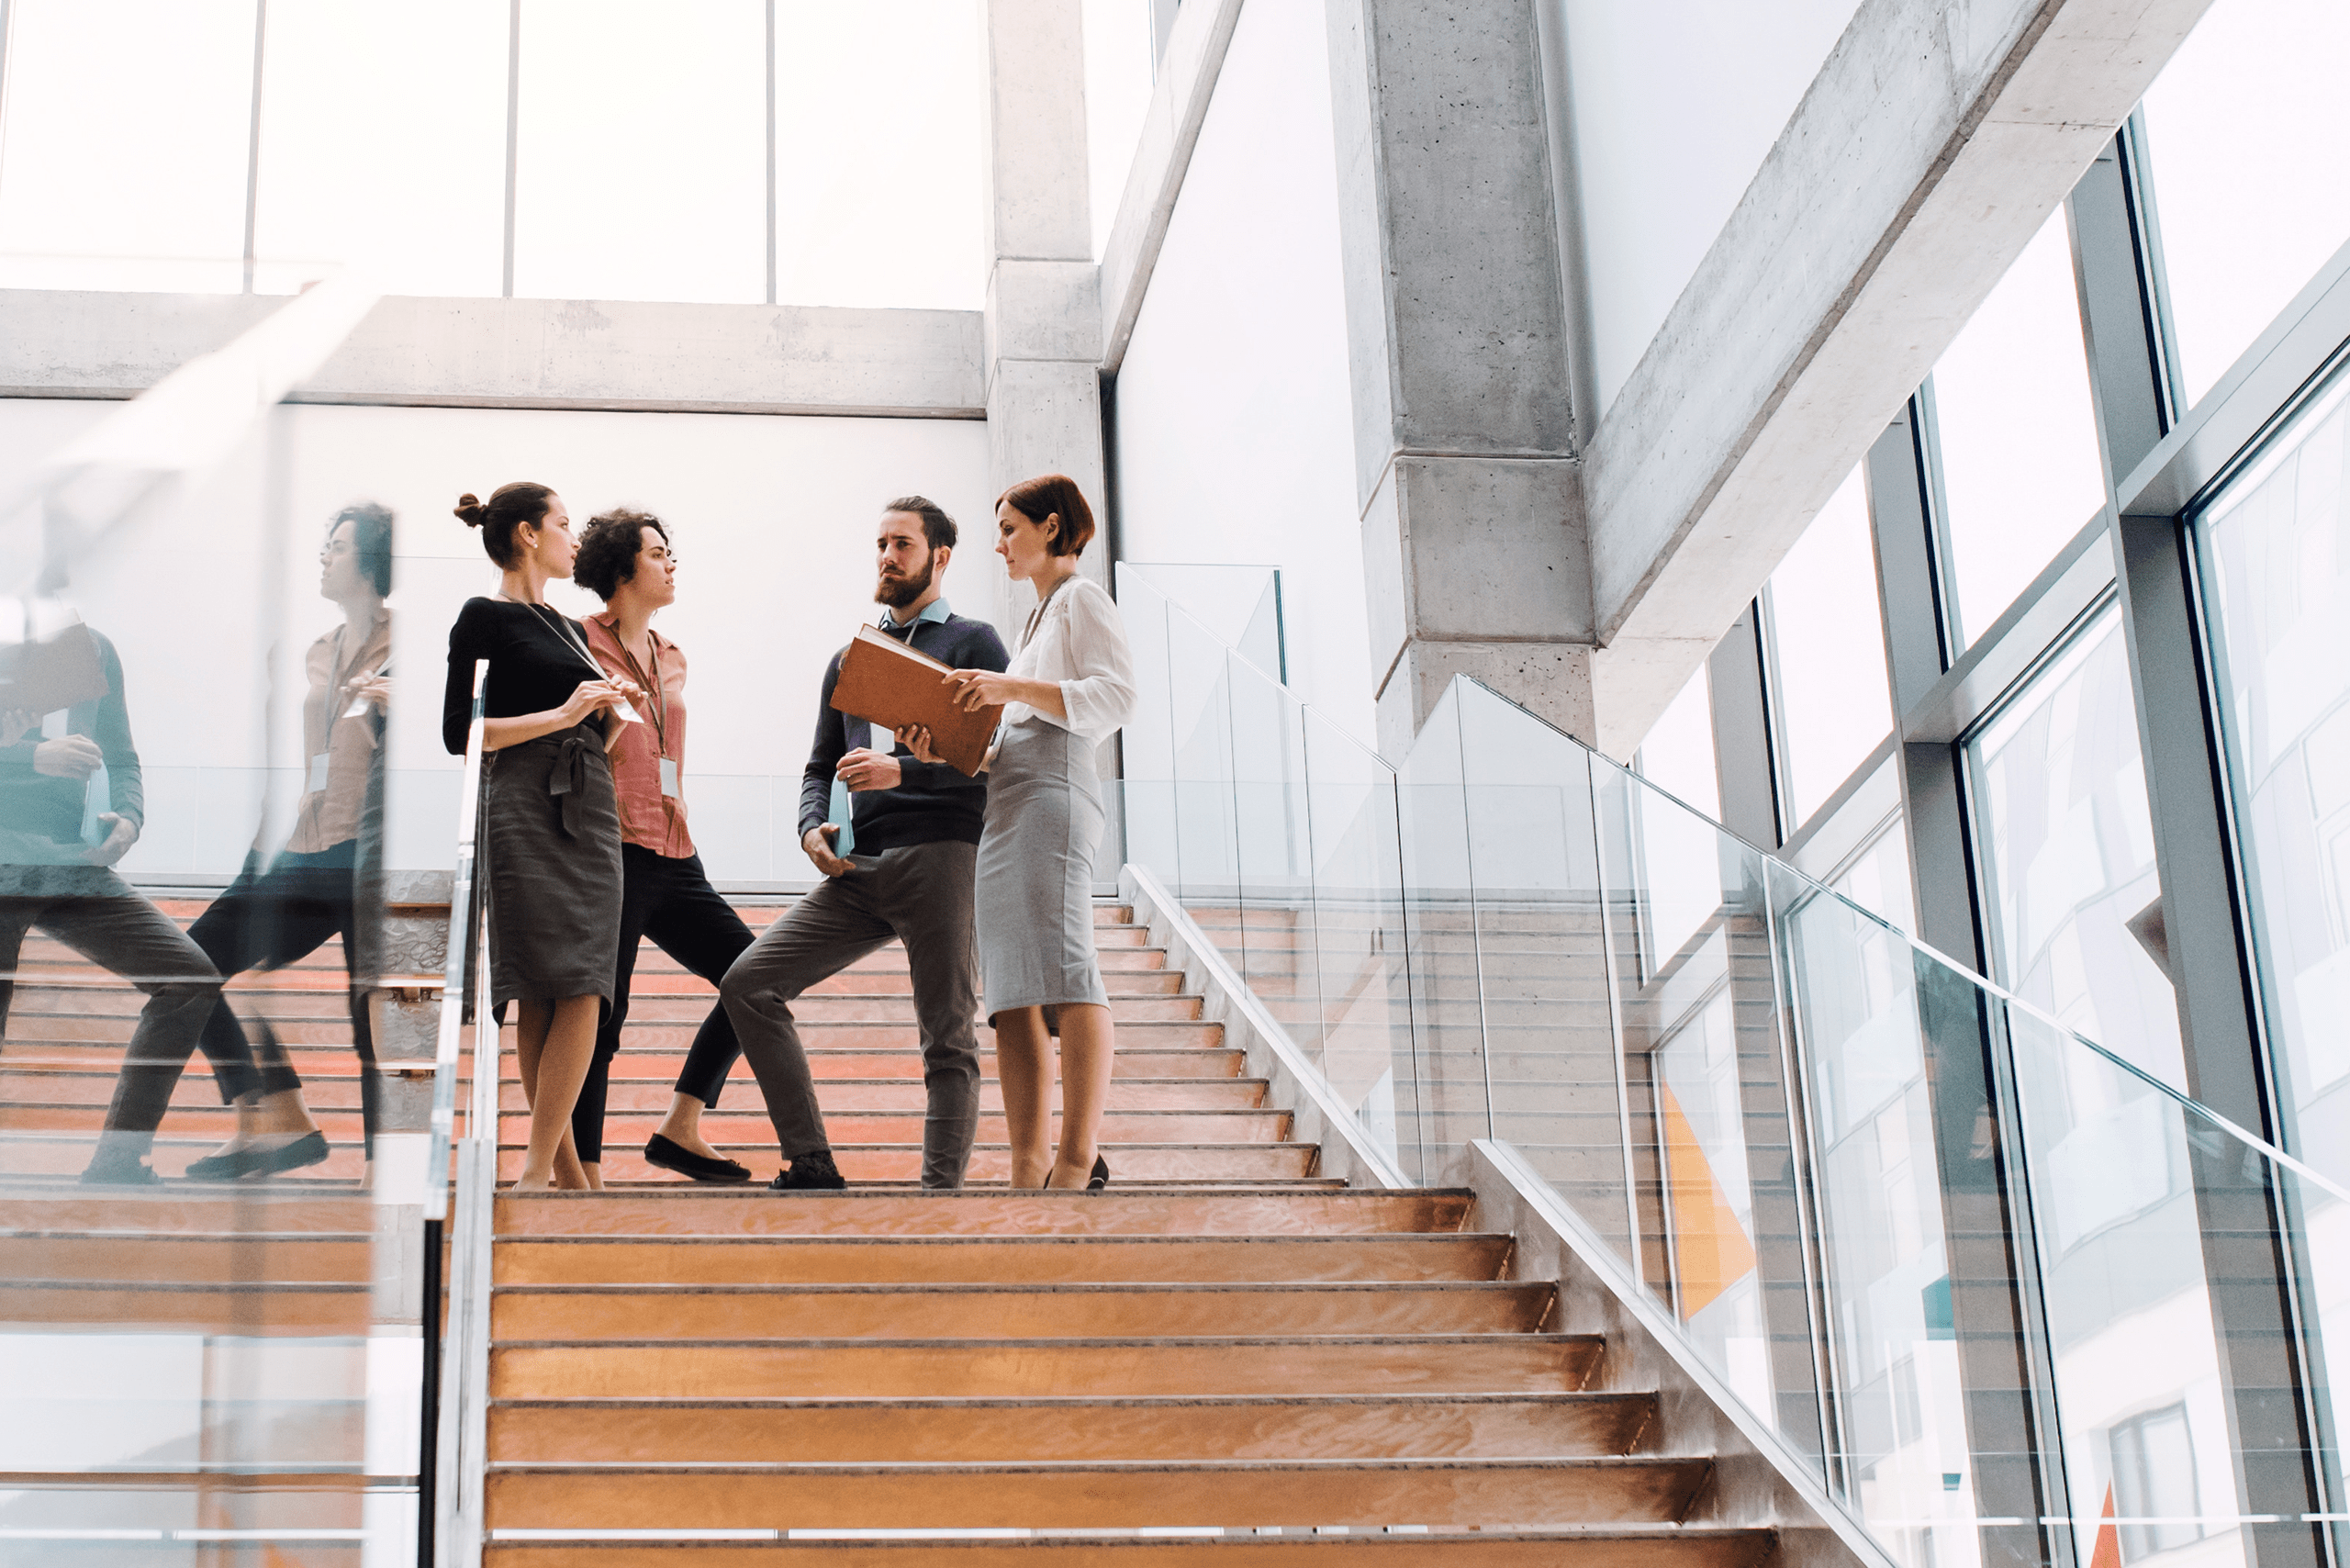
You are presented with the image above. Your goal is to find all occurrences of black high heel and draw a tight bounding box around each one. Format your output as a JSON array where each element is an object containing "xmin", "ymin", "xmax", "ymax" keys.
[{"xmin": 1088, "ymin": 1153, "xmax": 1110, "ymax": 1192}]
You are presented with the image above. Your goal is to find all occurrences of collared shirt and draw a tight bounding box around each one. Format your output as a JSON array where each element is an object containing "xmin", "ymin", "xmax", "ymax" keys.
[
  {"xmin": 880, "ymin": 596, "xmax": 955, "ymax": 633},
  {"xmin": 583, "ymin": 611, "xmax": 694, "ymax": 857},
  {"xmin": 286, "ymin": 610, "xmax": 391, "ymax": 854}
]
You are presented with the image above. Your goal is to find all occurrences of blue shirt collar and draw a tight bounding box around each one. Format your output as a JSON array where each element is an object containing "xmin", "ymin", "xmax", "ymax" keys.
[{"xmin": 880, "ymin": 597, "xmax": 952, "ymax": 630}]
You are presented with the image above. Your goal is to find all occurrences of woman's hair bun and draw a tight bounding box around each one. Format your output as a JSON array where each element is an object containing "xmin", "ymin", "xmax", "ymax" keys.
[{"xmin": 453, "ymin": 493, "xmax": 487, "ymax": 528}]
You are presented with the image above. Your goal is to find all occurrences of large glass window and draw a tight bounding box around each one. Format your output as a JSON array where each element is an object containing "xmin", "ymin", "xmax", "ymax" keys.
[
  {"xmin": 2140, "ymin": 0, "xmax": 2350, "ymax": 409},
  {"xmin": 512, "ymin": 0, "xmax": 767, "ymax": 304},
  {"xmin": 1765, "ymin": 466, "xmax": 1892, "ymax": 825},
  {"xmin": 1636, "ymin": 666, "xmax": 1720, "ymax": 821},
  {"xmin": 1930, "ymin": 211, "xmax": 2109, "ymax": 645},
  {"xmin": 2199, "ymin": 367, "xmax": 2350, "ymax": 1174},
  {"xmin": 771, "ymin": 1, "xmax": 987, "ymax": 309},
  {"xmin": 1968, "ymin": 608, "xmax": 2185, "ymax": 1090},
  {"xmin": 1831, "ymin": 817, "xmax": 1914, "ymax": 935},
  {"xmin": 252, "ymin": 0, "xmax": 508, "ymax": 297},
  {"xmin": 0, "ymin": 0, "xmax": 256, "ymax": 291}
]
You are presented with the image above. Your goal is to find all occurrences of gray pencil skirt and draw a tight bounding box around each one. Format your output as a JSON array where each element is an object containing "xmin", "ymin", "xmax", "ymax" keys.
[
  {"xmin": 975, "ymin": 718, "xmax": 1109, "ymax": 1026},
  {"xmin": 480, "ymin": 722, "xmax": 622, "ymax": 1008}
]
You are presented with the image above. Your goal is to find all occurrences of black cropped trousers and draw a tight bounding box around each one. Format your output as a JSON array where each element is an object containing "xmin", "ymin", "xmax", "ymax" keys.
[{"xmin": 571, "ymin": 845, "xmax": 755, "ymax": 1165}]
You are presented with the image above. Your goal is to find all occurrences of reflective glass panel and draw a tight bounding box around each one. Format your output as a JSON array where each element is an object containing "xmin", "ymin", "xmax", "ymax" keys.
[
  {"xmin": 1932, "ymin": 210, "xmax": 2109, "ymax": 644},
  {"xmin": 2199, "ymin": 367, "xmax": 2350, "ymax": 1186},
  {"xmin": 512, "ymin": 0, "xmax": 767, "ymax": 304},
  {"xmin": 1766, "ymin": 466, "xmax": 1893, "ymax": 825},
  {"xmin": 0, "ymin": 0, "xmax": 255, "ymax": 291},
  {"xmin": 1831, "ymin": 816, "xmax": 1914, "ymax": 935},
  {"xmin": 1968, "ymin": 608, "xmax": 2185, "ymax": 1091},
  {"xmin": 2140, "ymin": 0, "xmax": 2350, "ymax": 408}
]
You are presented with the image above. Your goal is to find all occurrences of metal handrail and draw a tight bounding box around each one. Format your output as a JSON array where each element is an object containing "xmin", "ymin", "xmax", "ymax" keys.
[
  {"xmin": 420, "ymin": 665, "xmax": 493, "ymax": 1567},
  {"xmin": 422, "ymin": 663, "xmax": 491, "ymax": 1224}
]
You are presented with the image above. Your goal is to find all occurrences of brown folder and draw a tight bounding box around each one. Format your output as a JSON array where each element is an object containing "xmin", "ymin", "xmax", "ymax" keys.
[
  {"xmin": 0, "ymin": 621, "xmax": 107, "ymax": 717},
  {"xmin": 829, "ymin": 624, "xmax": 1003, "ymax": 777}
]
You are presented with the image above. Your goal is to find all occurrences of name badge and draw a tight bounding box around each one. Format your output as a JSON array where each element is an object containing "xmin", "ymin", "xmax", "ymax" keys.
[
  {"xmin": 659, "ymin": 757, "xmax": 681, "ymax": 799},
  {"xmin": 308, "ymin": 752, "xmax": 332, "ymax": 793}
]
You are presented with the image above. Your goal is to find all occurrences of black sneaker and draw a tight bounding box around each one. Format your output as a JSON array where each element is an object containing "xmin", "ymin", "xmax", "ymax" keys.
[{"xmin": 767, "ymin": 1148, "xmax": 846, "ymax": 1191}]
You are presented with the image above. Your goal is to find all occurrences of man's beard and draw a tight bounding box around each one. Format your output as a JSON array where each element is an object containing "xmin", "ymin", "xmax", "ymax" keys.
[{"xmin": 874, "ymin": 556, "xmax": 934, "ymax": 610}]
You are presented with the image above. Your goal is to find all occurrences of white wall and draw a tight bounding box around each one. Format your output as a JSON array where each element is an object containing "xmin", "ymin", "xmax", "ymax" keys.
[
  {"xmin": 1112, "ymin": 0, "xmax": 1373, "ymax": 746},
  {"xmin": 0, "ymin": 398, "xmax": 991, "ymax": 881},
  {"xmin": 1558, "ymin": 0, "xmax": 1862, "ymax": 414}
]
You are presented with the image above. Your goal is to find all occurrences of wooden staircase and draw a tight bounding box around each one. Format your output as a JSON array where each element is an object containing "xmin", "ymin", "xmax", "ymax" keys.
[
  {"xmin": 0, "ymin": 889, "xmax": 1796, "ymax": 1563},
  {"xmin": 476, "ymin": 901, "xmax": 1777, "ymax": 1562}
]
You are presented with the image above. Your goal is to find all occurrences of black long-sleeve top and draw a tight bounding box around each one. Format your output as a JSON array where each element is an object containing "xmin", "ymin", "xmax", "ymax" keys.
[
  {"xmin": 0, "ymin": 631, "xmax": 145, "ymax": 865},
  {"xmin": 442, "ymin": 597, "xmax": 606, "ymax": 755},
  {"xmin": 800, "ymin": 610, "xmax": 1010, "ymax": 852}
]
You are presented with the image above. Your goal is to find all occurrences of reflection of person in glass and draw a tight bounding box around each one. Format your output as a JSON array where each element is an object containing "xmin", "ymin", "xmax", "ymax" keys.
[
  {"xmin": 0, "ymin": 605, "xmax": 227, "ymax": 1185},
  {"xmin": 573, "ymin": 510, "xmax": 757, "ymax": 1185},
  {"xmin": 443, "ymin": 483, "xmax": 638, "ymax": 1193},
  {"xmin": 167, "ymin": 503, "xmax": 396, "ymax": 1181}
]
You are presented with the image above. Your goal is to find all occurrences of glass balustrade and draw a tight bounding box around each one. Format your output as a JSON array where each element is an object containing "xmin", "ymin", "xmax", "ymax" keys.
[
  {"xmin": 1114, "ymin": 563, "xmax": 2350, "ymax": 1568},
  {"xmin": 0, "ymin": 266, "xmax": 436, "ymax": 1565}
]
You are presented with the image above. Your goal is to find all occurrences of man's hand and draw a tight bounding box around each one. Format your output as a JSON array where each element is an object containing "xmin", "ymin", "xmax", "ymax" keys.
[
  {"xmin": 836, "ymin": 747, "xmax": 902, "ymax": 792},
  {"xmin": 894, "ymin": 724, "xmax": 944, "ymax": 766},
  {"xmin": 84, "ymin": 812, "xmax": 137, "ymax": 867},
  {"xmin": 801, "ymin": 823, "xmax": 854, "ymax": 878},
  {"xmin": 33, "ymin": 734, "xmax": 103, "ymax": 779}
]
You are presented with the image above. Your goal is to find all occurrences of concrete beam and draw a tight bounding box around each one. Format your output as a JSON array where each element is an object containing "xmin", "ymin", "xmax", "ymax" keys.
[
  {"xmin": 1096, "ymin": 0, "xmax": 1247, "ymax": 372},
  {"xmin": 1326, "ymin": 0, "xmax": 1585, "ymax": 756},
  {"xmin": 1583, "ymin": 0, "xmax": 2211, "ymax": 758},
  {"xmin": 980, "ymin": 0, "xmax": 1110, "ymax": 626},
  {"xmin": 0, "ymin": 290, "xmax": 987, "ymax": 417}
]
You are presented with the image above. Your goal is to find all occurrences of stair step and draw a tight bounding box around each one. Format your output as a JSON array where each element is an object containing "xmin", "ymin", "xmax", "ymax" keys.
[
  {"xmin": 0, "ymin": 1277, "xmax": 376, "ymax": 1332},
  {"xmin": 481, "ymin": 1453, "xmax": 1708, "ymax": 1530},
  {"xmin": 488, "ymin": 1281, "xmax": 1554, "ymax": 1340},
  {"xmin": 496, "ymin": 1110, "xmax": 1292, "ymax": 1144},
  {"xmin": 484, "ymin": 1526, "xmax": 1776, "ymax": 1567},
  {"xmin": 490, "ymin": 1333, "xmax": 1604, "ymax": 1399},
  {"xmin": 500, "ymin": 1143, "xmax": 1321, "ymax": 1184},
  {"xmin": 492, "ymin": 1232, "xmax": 1512, "ymax": 1284},
  {"xmin": 493, "ymin": 1078, "xmax": 1268, "ymax": 1114},
  {"xmin": 493, "ymin": 1190, "xmax": 1472, "ymax": 1238},
  {"xmin": 486, "ymin": 1390, "xmax": 1656, "ymax": 1462}
]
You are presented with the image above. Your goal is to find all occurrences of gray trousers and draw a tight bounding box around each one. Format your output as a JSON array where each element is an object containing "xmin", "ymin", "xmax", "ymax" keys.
[{"xmin": 720, "ymin": 839, "xmax": 980, "ymax": 1188}]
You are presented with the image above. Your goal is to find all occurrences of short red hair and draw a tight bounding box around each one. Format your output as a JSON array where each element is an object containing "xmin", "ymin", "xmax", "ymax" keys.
[{"xmin": 997, "ymin": 474, "xmax": 1096, "ymax": 558}]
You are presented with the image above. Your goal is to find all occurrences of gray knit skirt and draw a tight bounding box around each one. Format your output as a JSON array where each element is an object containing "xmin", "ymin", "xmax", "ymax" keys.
[
  {"xmin": 481, "ymin": 722, "xmax": 622, "ymax": 1007},
  {"xmin": 976, "ymin": 718, "xmax": 1108, "ymax": 1026}
]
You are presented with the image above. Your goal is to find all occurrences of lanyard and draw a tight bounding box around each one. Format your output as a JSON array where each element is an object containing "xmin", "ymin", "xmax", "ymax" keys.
[{"xmin": 621, "ymin": 629, "xmax": 667, "ymax": 752}]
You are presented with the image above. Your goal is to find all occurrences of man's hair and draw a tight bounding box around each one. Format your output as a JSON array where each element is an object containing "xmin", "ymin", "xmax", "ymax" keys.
[
  {"xmin": 330, "ymin": 501, "xmax": 395, "ymax": 596},
  {"xmin": 575, "ymin": 509, "xmax": 668, "ymax": 601},
  {"xmin": 883, "ymin": 496, "xmax": 956, "ymax": 553}
]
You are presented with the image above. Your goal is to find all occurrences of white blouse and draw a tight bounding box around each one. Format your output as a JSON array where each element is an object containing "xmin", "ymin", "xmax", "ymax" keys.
[{"xmin": 1002, "ymin": 573, "xmax": 1136, "ymax": 741}]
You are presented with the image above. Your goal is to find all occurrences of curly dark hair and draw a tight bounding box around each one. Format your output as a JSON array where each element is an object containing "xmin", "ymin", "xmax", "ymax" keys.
[
  {"xmin": 574, "ymin": 509, "xmax": 669, "ymax": 601},
  {"xmin": 330, "ymin": 500, "xmax": 395, "ymax": 596}
]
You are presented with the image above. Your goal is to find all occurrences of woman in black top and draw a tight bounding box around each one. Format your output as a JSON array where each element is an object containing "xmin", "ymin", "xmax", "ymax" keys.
[{"xmin": 442, "ymin": 482, "xmax": 641, "ymax": 1191}]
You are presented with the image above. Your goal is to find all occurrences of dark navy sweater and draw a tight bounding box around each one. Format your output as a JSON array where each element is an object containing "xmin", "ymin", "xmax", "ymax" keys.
[{"xmin": 797, "ymin": 611, "xmax": 1011, "ymax": 852}]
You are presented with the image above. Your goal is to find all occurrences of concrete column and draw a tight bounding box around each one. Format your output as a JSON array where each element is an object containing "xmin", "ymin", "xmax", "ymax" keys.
[
  {"xmin": 980, "ymin": 0, "xmax": 1107, "ymax": 642},
  {"xmin": 1323, "ymin": 0, "xmax": 1588, "ymax": 758}
]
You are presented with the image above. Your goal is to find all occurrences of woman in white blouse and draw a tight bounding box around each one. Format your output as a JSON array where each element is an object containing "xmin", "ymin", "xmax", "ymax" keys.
[{"xmin": 903, "ymin": 474, "xmax": 1136, "ymax": 1191}]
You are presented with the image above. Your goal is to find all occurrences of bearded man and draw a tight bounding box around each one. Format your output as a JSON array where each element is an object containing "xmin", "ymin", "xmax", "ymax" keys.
[{"xmin": 719, "ymin": 497, "xmax": 1011, "ymax": 1190}]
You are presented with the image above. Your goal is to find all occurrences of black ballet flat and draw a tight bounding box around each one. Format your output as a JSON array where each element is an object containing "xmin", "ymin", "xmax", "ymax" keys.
[
  {"xmin": 1088, "ymin": 1154, "xmax": 1110, "ymax": 1192},
  {"xmin": 186, "ymin": 1131, "xmax": 330, "ymax": 1182},
  {"xmin": 644, "ymin": 1135, "xmax": 753, "ymax": 1184}
]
